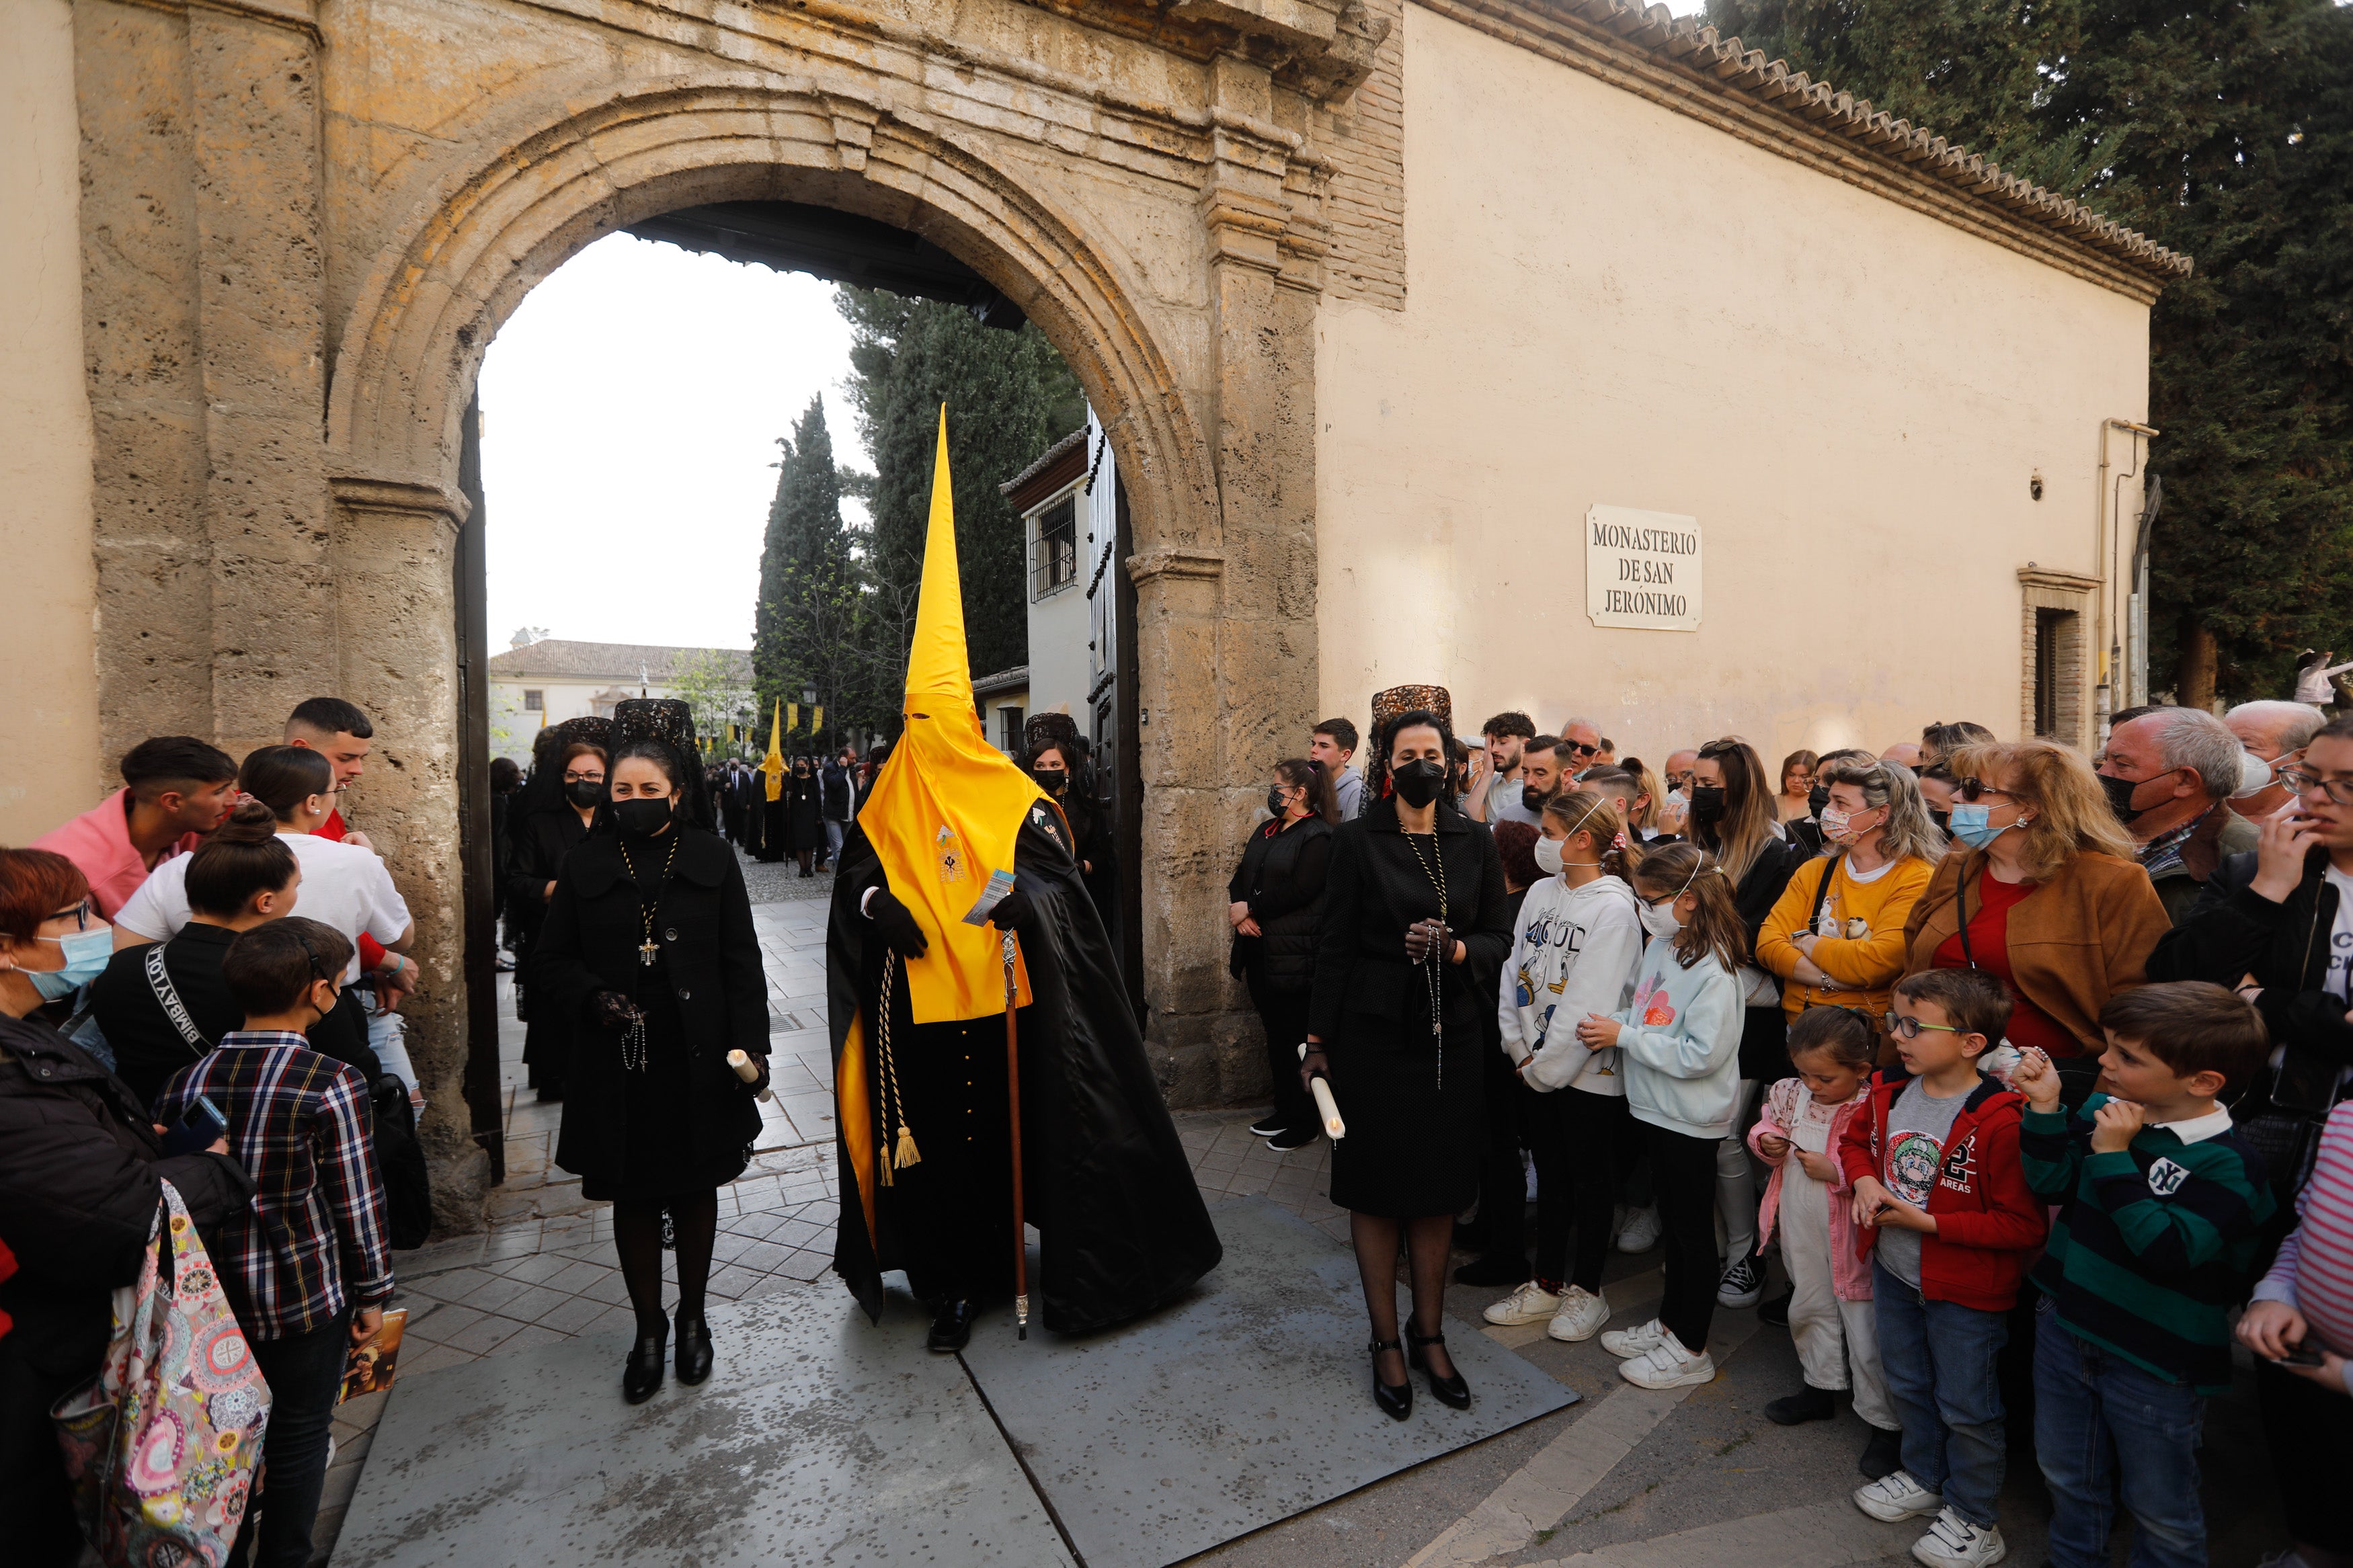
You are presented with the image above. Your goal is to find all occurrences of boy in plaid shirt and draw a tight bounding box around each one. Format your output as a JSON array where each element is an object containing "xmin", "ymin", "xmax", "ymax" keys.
[{"xmin": 156, "ymin": 917, "xmax": 392, "ymax": 1568}]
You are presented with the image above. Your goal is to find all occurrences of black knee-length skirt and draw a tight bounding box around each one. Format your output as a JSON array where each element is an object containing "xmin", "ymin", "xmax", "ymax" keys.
[{"xmin": 1325, "ymin": 1017, "xmax": 1486, "ymax": 1218}]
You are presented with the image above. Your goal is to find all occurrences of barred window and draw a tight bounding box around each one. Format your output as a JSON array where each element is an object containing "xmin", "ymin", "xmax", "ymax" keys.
[
  {"xmin": 1032, "ymin": 497, "xmax": 1077, "ymax": 598},
  {"xmin": 523, "ymin": 690, "xmax": 543, "ymax": 712}
]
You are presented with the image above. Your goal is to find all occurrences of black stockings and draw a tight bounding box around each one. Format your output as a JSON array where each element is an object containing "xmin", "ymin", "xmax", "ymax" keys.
[
  {"xmin": 613, "ymin": 1190, "xmax": 718, "ymax": 1335},
  {"xmin": 1350, "ymin": 1212, "xmax": 1459, "ymax": 1385}
]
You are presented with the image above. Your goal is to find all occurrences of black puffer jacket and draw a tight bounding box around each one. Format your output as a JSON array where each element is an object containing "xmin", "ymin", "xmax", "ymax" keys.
[
  {"xmin": 1228, "ymin": 814, "xmax": 1334, "ymax": 992},
  {"xmin": 0, "ymin": 1013, "xmax": 255, "ymax": 1561}
]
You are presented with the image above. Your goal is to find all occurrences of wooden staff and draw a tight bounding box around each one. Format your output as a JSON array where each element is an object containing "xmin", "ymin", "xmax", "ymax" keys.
[{"xmin": 1002, "ymin": 930, "xmax": 1029, "ymax": 1340}]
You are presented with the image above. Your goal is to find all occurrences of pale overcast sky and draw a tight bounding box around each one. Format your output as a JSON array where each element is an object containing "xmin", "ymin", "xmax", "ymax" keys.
[{"xmin": 477, "ymin": 232, "xmax": 868, "ymax": 653}]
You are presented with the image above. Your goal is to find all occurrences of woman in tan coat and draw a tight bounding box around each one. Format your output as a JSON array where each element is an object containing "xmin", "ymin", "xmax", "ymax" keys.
[{"xmin": 1901, "ymin": 739, "xmax": 2171, "ymax": 1100}]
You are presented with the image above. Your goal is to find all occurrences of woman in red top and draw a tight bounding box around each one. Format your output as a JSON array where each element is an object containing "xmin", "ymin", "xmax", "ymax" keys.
[{"xmin": 1900, "ymin": 740, "xmax": 2170, "ymax": 1099}]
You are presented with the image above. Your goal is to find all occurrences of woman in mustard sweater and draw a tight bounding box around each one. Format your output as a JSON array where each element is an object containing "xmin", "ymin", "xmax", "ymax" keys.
[{"xmin": 1759, "ymin": 756, "xmax": 1946, "ymax": 1053}]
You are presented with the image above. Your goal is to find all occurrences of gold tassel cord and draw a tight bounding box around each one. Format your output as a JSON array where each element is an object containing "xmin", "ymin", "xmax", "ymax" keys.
[{"xmin": 873, "ymin": 952, "xmax": 921, "ymax": 1186}]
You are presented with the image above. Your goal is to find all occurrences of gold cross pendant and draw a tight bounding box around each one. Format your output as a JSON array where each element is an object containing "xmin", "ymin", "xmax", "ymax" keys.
[{"xmin": 639, "ymin": 939, "xmax": 659, "ymax": 966}]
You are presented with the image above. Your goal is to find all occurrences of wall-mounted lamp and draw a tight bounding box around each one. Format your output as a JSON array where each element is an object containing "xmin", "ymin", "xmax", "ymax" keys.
[{"xmin": 2030, "ymin": 470, "xmax": 2044, "ymax": 501}]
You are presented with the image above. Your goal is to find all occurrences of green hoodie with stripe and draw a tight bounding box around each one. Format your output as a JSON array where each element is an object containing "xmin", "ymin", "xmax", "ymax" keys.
[{"xmin": 2018, "ymin": 1094, "xmax": 2274, "ymax": 1393}]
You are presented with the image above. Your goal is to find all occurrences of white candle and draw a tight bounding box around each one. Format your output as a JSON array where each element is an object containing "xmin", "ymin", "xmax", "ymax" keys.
[{"xmin": 726, "ymin": 1048, "xmax": 773, "ymax": 1103}]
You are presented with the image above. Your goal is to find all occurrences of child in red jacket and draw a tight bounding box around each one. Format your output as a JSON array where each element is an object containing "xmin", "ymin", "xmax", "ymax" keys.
[{"xmin": 1838, "ymin": 968, "xmax": 2047, "ymax": 1568}]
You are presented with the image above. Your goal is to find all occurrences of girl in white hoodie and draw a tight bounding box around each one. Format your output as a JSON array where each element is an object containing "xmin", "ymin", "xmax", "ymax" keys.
[
  {"xmin": 1575, "ymin": 841, "xmax": 1748, "ymax": 1390},
  {"xmin": 1485, "ymin": 790, "xmax": 1646, "ymax": 1342}
]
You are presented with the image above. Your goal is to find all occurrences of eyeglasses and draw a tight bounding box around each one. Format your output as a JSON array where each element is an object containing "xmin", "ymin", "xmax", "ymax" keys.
[
  {"xmin": 1882, "ymin": 1011, "xmax": 1962, "ymax": 1040},
  {"xmin": 2277, "ymin": 767, "xmax": 2353, "ymax": 807},
  {"xmin": 1953, "ymin": 778, "xmax": 2017, "ymax": 804},
  {"xmin": 1565, "ymin": 741, "xmax": 1599, "ymax": 757},
  {"xmin": 44, "ymin": 901, "xmax": 92, "ymax": 932}
]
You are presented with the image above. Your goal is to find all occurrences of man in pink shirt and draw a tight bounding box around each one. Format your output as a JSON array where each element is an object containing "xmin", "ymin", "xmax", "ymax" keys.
[{"xmin": 30, "ymin": 737, "xmax": 239, "ymax": 919}]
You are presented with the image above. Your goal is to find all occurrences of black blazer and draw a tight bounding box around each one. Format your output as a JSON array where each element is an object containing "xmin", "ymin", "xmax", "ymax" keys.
[
  {"xmin": 1309, "ymin": 796, "xmax": 1513, "ymax": 1041},
  {"xmin": 508, "ymin": 805, "xmax": 592, "ymax": 917},
  {"xmin": 534, "ymin": 825, "xmax": 769, "ymax": 1188}
]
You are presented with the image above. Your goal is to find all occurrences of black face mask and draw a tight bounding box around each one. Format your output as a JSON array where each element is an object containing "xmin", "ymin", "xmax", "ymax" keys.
[
  {"xmin": 1807, "ymin": 782, "xmax": 1830, "ymax": 818},
  {"xmin": 1031, "ymin": 768, "xmax": 1069, "ymax": 796},
  {"xmin": 565, "ymin": 779, "xmax": 605, "ymax": 810},
  {"xmin": 1392, "ymin": 759, "xmax": 1445, "ymax": 809},
  {"xmin": 1522, "ymin": 783, "xmax": 1550, "ymax": 813},
  {"xmin": 2099, "ymin": 770, "xmax": 2147, "ymax": 825},
  {"xmin": 614, "ymin": 796, "xmax": 674, "ymax": 837},
  {"xmin": 1688, "ymin": 783, "xmax": 1727, "ymax": 826},
  {"xmin": 1929, "ymin": 808, "xmax": 1952, "ymax": 833},
  {"xmin": 1267, "ymin": 785, "xmax": 1288, "ymax": 817}
]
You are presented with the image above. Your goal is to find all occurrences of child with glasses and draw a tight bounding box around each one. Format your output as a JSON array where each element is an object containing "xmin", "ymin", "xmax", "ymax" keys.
[{"xmin": 1838, "ymin": 967, "xmax": 2046, "ymax": 1568}]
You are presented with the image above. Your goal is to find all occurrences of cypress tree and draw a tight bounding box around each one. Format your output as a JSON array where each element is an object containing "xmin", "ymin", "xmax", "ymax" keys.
[
  {"xmin": 838, "ymin": 287, "xmax": 1084, "ymax": 689},
  {"xmin": 752, "ymin": 395, "xmax": 862, "ymax": 743}
]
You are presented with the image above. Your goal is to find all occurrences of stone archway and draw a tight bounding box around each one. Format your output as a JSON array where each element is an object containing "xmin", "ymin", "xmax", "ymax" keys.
[{"xmin": 73, "ymin": 0, "xmax": 1346, "ymax": 1221}]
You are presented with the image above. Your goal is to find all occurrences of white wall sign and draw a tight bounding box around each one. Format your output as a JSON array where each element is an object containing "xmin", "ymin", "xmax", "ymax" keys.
[{"xmin": 1586, "ymin": 505, "xmax": 1702, "ymax": 632}]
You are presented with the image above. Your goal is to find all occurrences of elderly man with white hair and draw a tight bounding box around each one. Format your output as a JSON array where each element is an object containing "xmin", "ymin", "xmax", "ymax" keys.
[
  {"xmin": 2227, "ymin": 700, "xmax": 2329, "ymax": 823},
  {"xmin": 2096, "ymin": 706, "xmax": 2264, "ymax": 924}
]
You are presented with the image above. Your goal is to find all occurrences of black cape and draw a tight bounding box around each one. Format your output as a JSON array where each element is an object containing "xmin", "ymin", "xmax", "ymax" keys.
[{"xmin": 827, "ymin": 805, "xmax": 1221, "ymax": 1332}]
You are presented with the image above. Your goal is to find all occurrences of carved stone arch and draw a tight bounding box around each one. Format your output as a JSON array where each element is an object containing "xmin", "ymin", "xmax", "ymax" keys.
[{"xmin": 323, "ymin": 73, "xmax": 1216, "ymax": 554}]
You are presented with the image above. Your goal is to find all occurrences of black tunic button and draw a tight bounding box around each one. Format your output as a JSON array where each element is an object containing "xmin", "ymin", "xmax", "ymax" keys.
[
  {"xmin": 666, "ymin": 927, "xmax": 679, "ymax": 942},
  {"xmin": 678, "ymin": 988, "xmax": 692, "ymax": 1001}
]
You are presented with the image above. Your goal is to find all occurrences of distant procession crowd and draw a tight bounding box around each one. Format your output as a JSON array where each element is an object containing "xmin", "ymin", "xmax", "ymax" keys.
[{"xmin": 1230, "ymin": 692, "xmax": 2352, "ymax": 1568}]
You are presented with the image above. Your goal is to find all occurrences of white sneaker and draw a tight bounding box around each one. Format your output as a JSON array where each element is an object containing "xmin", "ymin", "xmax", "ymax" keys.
[
  {"xmin": 1853, "ymin": 1470, "xmax": 1946, "ymax": 1523},
  {"xmin": 1617, "ymin": 1331, "xmax": 1715, "ymax": 1389},
  {"xmin": 1484, "ymin": 1280, "xmax": 1566, "ymax": 1326},
  {"xmin": 1546, "ymin": 1286, "xmax": 1611, "ymax": 1342},
  {"xmin": 1616, "ymin": 1206, "xmax": 1661, "ymax": 1253},
  {"xmin": 1598, "ymin": 1317, "xmax": 1669, "ymax": 1358},
  {"xmin": 1910, "ymin": 1508, "xmax": 2005, "ymax": 1568}
]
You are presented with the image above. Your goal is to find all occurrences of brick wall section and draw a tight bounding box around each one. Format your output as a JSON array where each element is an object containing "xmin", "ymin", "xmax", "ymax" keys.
[{"xmin": 1320, "ymin": 0, "xmax": 1406, "ymax": 308}]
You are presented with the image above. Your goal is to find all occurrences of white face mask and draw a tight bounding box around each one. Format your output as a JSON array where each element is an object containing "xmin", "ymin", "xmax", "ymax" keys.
[
  {"xmin": 1533, "ymin": 834, "xmax": 1566, "ymax": 876},
  {"xmin": 1639, "ymin": 897, "xmax": 1683, "ymax": 939}
]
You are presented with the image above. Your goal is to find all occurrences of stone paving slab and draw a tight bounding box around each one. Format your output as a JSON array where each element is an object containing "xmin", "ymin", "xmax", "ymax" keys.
[
  {"xmin": 959, "ymin": 1197, "xmax": 1576, "ymax": 1568},
  {"xmin": 332, "ymin": 1287, "xmax": 1074, "ymax": 1568}
]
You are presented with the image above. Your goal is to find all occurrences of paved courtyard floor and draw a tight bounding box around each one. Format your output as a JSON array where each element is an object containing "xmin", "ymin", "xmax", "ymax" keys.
[{"xmin": 311, "ymin": 863, "xmax": 2298, "ymax": 1566}]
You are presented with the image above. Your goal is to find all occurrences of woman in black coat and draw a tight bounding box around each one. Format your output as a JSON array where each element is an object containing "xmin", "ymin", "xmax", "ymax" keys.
[
  {"xmin": 1228, "ymin": 757, "xmax": 1338, "ymax": 1151},
  {"xmin": 0, "ymin": 850, "xmax": 256, "ymax": 1567},
  {"xmin": 509, "ymin": 741, "xmax": 607, "ymax": 1100},
  {"xmin": 1304, "ymin": 710, "xmax": 1513, "ymax": 1419},
  {"xmin": 534, "ymin": 741, "xmax": 770, "ymax": 1403},
  {"xmin": 786, "ymin": 757, "xmax": 824, "ymax": 877}
]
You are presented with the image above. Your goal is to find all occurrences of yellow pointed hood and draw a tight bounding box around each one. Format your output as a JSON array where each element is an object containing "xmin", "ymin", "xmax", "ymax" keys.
[
  {"xmin": 859, "ymin": 407, "xmax": 1045, "ymax": 1023},
  {"xmin": 758, "ymin": 698, "xmax": 787, "ymax": 801}
]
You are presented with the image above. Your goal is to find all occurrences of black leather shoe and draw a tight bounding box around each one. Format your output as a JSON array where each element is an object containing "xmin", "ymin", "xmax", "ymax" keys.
[
  {"xmin": 1452, "ymin": 1253, "xmax": 1527, "ymax": 1287},
  {"xmin": 1369, "ymin": 1338, "xmax": 1412, "ymax": 1421},
  {"xmin": 927, "ymin": 1298, "xmax": 978, "ymax": 1352},
  {"xmin": 1408, "ymin": 1330, "xmax": 1472, "ymax": 1409},
  {"xmin": 1765, "ymin": 1385, "xmax": 1835, "ymax": 1425},
  {"xmin": 623, "ymin": 1326, "xmax": 667, "ymax": 1403},
  {"xmin": 674, "ymin": 1308, "xmax": 713, "ymax": 1385}
]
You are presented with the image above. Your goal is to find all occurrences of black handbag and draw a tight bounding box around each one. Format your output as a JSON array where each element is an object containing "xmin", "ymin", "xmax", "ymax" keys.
[{"xmin": 368, "ymin": 1076, "xmax": 434, "ymax": 1249}]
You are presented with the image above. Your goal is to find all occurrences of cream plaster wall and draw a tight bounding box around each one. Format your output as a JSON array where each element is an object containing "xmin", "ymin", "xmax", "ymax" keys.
[
  {"xmin": 1315, "ymin": 2, "xmax": 2151, "ymax": 770},
  {"xmin": 0, "ymin": 0, "xmax": 103, "ymax": 839}
]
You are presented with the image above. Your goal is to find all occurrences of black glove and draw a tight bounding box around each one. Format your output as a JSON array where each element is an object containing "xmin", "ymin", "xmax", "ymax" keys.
[
  {"xmin": 867, "ymin": 884, "xmax": 930, "ymax": 958},
  {"xmin": 1299, "ymin": 1043, "xmax": 1332, "ymax": 1094},
  {"xmin": 1402, "ymin": 919, "xmax": 1455, "ymax": 963},
  {"xmin": 988, "ymin": 884, "xmax": 1033, "ymax": 934},
  {"xmin": 590, "ymin": 989, "xmax": 641, "ymax": 1030}
]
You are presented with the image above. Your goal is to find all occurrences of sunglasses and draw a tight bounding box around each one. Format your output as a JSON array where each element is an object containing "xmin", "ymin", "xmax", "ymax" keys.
[
  {"xmin": 1882, "ymin": 1011, "xmax": 1962, "ymax": 1040},
  {"xmin": 1565, "ymin": 741, "xmax": 1599, "ymax": 757},
  {"xmin": 1952, "ymin": 778, "xmax": 2017, "ymax": 804}
]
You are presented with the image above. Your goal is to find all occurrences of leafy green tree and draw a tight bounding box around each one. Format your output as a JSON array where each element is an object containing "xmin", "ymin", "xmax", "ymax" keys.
[
  {"xmin": 1707, "ymin": 0, "xmax": 2353, "ymax": 704},
  {"xmin": 838, "ymin": 288, "xmax": 1084, "ymax": 685}
]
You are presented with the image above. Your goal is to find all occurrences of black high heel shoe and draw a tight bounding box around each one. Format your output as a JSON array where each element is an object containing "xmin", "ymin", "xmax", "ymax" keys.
[
  {"xmin": 674, "ymin": 1308, "xmax": 713, "ymax": 1386},
  {"xmin": 623, "ymin": 1325, "xmax": 668, "ymax": 1404},
  {"xmin": 1408, "ymin": 1329, "xmax": 1471, "ymax": 1409},
  {"xmin": 1369, "ymin": 1338, "xmax": 1412, "ymax": 1421}
]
